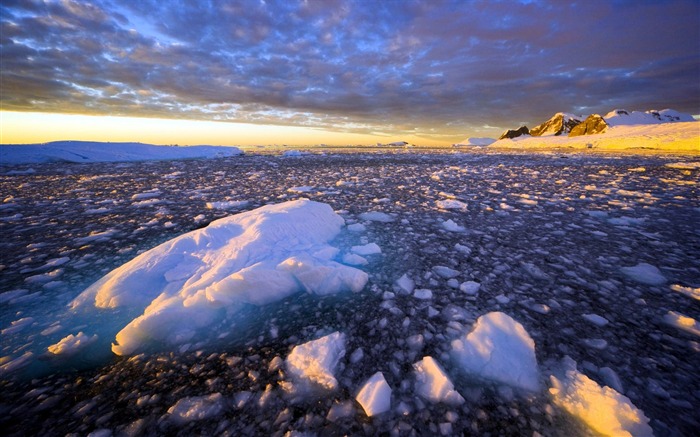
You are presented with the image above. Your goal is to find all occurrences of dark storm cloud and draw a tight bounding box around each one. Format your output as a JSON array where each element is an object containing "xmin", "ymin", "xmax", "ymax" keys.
[{"xmin": 2, "ymin": 0, "xmax": 698, "ymax": 139}]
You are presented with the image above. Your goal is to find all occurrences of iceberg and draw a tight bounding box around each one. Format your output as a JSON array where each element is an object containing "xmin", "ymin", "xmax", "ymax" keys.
[{"xmin": 70, "ymin": 200, "xmax": 368, "ymax": 355}]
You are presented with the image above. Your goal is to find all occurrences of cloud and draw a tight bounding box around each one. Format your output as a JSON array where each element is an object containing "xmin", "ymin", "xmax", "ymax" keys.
[{"xmin": 1, "ymin": 0, "xmax": 698, "ymax": 141}]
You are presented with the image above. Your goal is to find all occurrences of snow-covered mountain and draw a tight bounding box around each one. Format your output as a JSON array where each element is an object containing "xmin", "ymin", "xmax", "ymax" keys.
[
  {"xmin": 603, "ymin": 109, "xmax": 695, "ymax": 127},
  {"xmin": 530, "ymin": 113, "xmax": 584, "ymax": 137},
  {"xmin": 0, "ymin": 141, "xmax": 244, "ymax": 165},
  {"xmin": 488, "ymin": 108, "xmax": 698, "ymax": 152}
]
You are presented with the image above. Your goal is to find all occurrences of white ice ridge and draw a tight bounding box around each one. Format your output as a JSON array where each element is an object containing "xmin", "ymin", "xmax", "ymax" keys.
[
  {"xmin": 550, "ymin": 357, "xmax": 653, "ymax": 437},
  {"xmin": 286, "ymin": 332, "xmax": 346, "ymax": 391},
  {"xmin": 70, "ymin": 200, "xmax": 368, "ymax": 355},
  {"xmin": 451, "ymin": 311, "xmax": 540, "ymax": 391}
]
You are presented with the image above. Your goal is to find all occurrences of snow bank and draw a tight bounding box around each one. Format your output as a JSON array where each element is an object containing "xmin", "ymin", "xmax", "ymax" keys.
[
  {"xmin": 451, "ymin": 312, "xmax": 539, "ymax": 391},
  {"xmin": 355, "ymin": 371, "xmax": 392, "ymax": 416},
  {"xmin": 0, "ymin": 141, "xmax": 243, "ymax": 164},
  {"xmin": 549, "ymin": 358, "xmax": 653, "ymax": 437},
  {"xmin": 413, "ymin": 356, "xmax": 464, "ymax": 405},
  {"xmin": 286, "ymin": 332, "xmax": 346, "ymax": 391},
  {"xmin": 70, "ymin": 200, "xmax": 368, "ymax": 355}
]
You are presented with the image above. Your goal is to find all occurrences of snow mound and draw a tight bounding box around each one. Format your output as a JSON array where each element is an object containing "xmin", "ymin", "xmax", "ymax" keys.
[
  {"xmin": 451, "ymin": 312, "xmax": 539, "ymax": 391},
  {"xmin": 355, "ymin": 371, "xmax": 392, "ymax": 416},
  {"xmin": 0, "ymin": 141, "xmax": 243, "ymax": 164},
  {"xmin": 550, "ymin": 357, "xmax": 653, "ymax": 437},
  {"xmin": 413, "ymin": 356, "xmax": 465, "ymax": 405},
  {"xmin": 286, "ymin": 332, "xmax": 346, "ymax": 391},
  {"xmin": 70, "ymin": 200, "xmax": 368, "ymax": 355}
]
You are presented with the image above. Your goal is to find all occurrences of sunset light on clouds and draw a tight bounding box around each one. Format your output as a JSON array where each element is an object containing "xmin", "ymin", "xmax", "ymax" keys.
[{"xmin": 1, "ymin": 0, "xmax": 699, "ymax": 146}]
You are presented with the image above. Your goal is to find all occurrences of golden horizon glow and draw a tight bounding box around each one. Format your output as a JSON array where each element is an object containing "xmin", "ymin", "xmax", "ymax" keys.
[{"xmin": 0, "ymin": 111, "xmax": 449, "ymax": 147}]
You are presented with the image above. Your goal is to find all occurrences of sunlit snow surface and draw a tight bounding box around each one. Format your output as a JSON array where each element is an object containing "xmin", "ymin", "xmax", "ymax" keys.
[{"xmin": 1, "ymin": 151, "xmax": 699, "ymax": 436}]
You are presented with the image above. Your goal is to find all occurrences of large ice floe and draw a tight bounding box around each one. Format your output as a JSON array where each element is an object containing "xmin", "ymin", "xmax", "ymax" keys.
[
  {"xmin": 451, "ymin": 311, "xmax": 540, "ymax": 391},
  {"xmin": 69, "ymin": 199, "xmax": 368, "ymax": 355}
]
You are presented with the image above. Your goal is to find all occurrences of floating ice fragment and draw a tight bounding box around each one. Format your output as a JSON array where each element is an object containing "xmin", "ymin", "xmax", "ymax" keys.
[
  {"xmin": 1, "ymin": 317, "xmax": 34, "ymax": 335},
  {"xmin": 670, "ymin": 284, "xmax": 700, "ymax": 301},
  {"xmin": 442, "ymin": 219, "xmax": 466, "ymax": 232},
  {"xmin": 47, "ymin": 332, "xmax": 98, "ymax": 356},
  {"xmin": 395, "ymin": 274, "xmax": 415, "ymax": 294},
  {"xmin": 620, "ymin": 263, "xmax": 666, "ymax": 285},
  {"xmin": 286, "ymin": 332, "xmax": 346, "ymax": 391},
  {"xmin": 342, "ymin": 253, "xmax": 368, "ymax": 266},
  {"xmin": 436, "ymin": 199, "xmax": 468, "ymax": 210},
  {"xmin": 358, "ymin": 211, "xmax": 394, "ymax": 222},
  {"xmin": 432, "ymin": 266, "xmax": 460, "ymax": 279},
  {"xmin": 205, "ymin": 200, "xmax": 249, "ymax": 210},
  {"xmin": 414, "ymin": 289, "xmax": 433, "ymax": 300},
  {"xmin": 355, "ymin": 371, "xmax": 392, "ymax": 417},
  {"xmin": 549, "ymin": 358, "xmax": 653, "ymax": 437},
  {"xmin": 288, "ymin": 186, "xmax": 314, "ymax": 193},
  {"xmin": 351, "ymin": 243, "xmax": 382, "ymax": 256},
  {"xmin": 459, "ymin": 281, "xmax": 480, "ymax": 295},
  {"xmin": 451, "ymin": 312, "xmax": 539, "ymax": 391},
  {"xmin": 167, "ymin": 393, "xmax": 224, "ymax": 424},
  {"xmin": 413, "ymin": 356, "xmax": 465, "ymax": 405},
  {"xmin": 663, "ymin": 311, "xmax": 700, "ymax": 337},
  {"xmin": 346, "ymin": 223, "xmax": 366, "ymax": 232},
  {"xmin": 582, "ymin": 313, "xmax": 609, "ymax": 327}
]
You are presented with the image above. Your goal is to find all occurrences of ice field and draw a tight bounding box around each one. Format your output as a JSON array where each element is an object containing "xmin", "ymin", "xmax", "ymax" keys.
[{"xmin": 1, "ymin": 151, "xmax": 698, "ymax": 436}]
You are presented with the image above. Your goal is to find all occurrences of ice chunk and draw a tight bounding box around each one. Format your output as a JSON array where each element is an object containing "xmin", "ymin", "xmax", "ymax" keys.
[
  {"xmin": 436, "ymin": 199, "xmax": 468, "ymax": 210},
  {"xmin": 351, "ymin": 243, "xmax": 382, "ymax": 256},
  {"xmin": 355, "ymin": 371, "xmax": 392, "ymax": 417},
  {"xmin": 432, "ymin": 266, "xmax": 460, "ymax": 279},
  {"xmin": 167, "ymin": 393, "xmax": 224, "ymax": 424},
  {"xmin": 286, "ymin": 332, "xmax": 346, "ymax": 391},
  {"xmin": 47, "ymin": 332, "xmax": 98, "ymax": 356},
  {"xmin": 359, "ymin": 211, "xmax": 394, "ymax": 222},
  {"xmin": 414, "ymin": 289, "xmax": 433, "ymax": 300},
  {"xmin": 451, "ymin": 312, "xmax": 539, "ymax": 391},
  {"xmin": 441, "ymin": 219, "xmax": 466, "ymax": 232},
  {"xmin": 459, "ymin": 281, "xmax": 480, "ymax": 295},
  {"xmin": 670, "ymin": 284, "xmax": 700, "ymax": 301},
  {"xmin": 395, "ymin": 274, "xmax": 415, "ymax": 294},
  {"xmin": 582, "ymin": 313, "xmax": 609, "ymax": 327},
  {"xmin": 663, "ymin": 311, "xmax": 700, "ymax": 337},
  {"xmin": 205, "ymin": 200, "xmax": 249, "ymax": 210},
  {"xmin": 620, "ymin": 263, "xmax": 666, "ymax": 285},
  {"xmin": 413, "ymin": 356, "xmax": 465, "ymax": 405},
  {"xmin": 346, "ymin": 223, "xmax": 366, "ymax": 232},
  {"xmin": 69, "ymin": 200, "xmax": 367, "ymax": 356},
  {"xmin": 342, "ymin": 253, "xmax": 368, "ymax": 266},
  {"xmin": 550, "ymin": 359, "xmax": 653, "ymax": 437}
]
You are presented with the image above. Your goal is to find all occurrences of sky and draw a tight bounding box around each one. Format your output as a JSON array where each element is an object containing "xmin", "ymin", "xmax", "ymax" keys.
[{"xmin": 1, "ymin": 0, "xmax": 699, "ymax": 146}]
